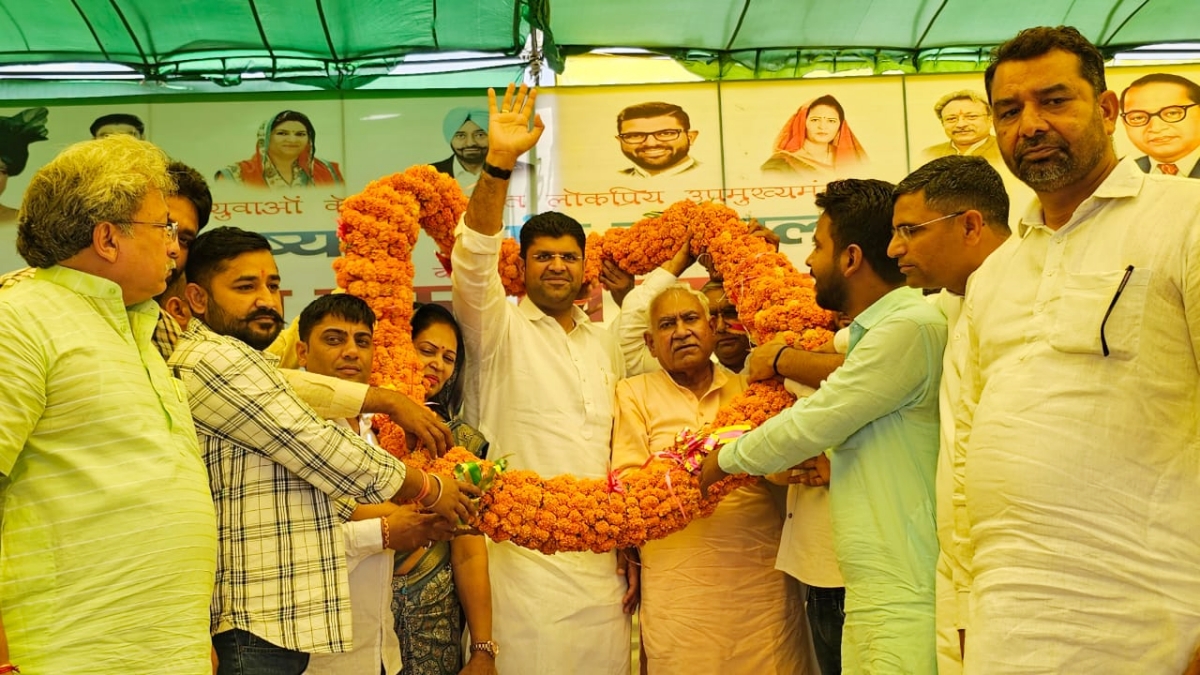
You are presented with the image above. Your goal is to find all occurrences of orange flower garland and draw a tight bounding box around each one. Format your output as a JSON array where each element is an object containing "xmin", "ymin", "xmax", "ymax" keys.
[{"xmin": 336, "ymin": 165, "xmax": 834, "ymax": 553}]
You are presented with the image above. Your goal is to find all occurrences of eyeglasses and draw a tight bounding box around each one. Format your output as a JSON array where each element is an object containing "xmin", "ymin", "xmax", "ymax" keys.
[
  {"xmin": 531, "ymin": 251, "xmax": 582, "ymax": 264},
  {"xmin": 891, "ymin": 211, "xmax": 965, "ymax": 241},
  {"xmin": 616, "ymin": 129, "xmax": 685, "ymax": 144},
  {"xmin": 1121, "ymin": 104, "xmax": 1198, "ymax": 127},
  {"xmin": 120, "ymin": 219, "xmax": 180, "ymax": 241},
  {"xmin": 1100, "ymin": 265, "xmax": 1134, "ymax": 357}
]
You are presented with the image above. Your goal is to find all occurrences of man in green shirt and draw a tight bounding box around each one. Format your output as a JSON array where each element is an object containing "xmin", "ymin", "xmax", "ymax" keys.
[
  {"xmin": 0, "ymin": 135, "xmax": 219, "ymax": 674},
  {"xmin": 700, "ymin": 178, "xmax": 947, "ymax": 674}
]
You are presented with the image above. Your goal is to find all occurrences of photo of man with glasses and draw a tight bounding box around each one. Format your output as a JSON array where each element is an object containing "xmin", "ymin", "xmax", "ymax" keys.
[
  {"xmin": 615, "ymin": 102, "xmax": 700, "ymax": 178},
  {"xmin": 918, "ymin": 90, "xmax": 1003, "ymax": 168},
  {"xmin": 1120, "ymin": 72, "xmax": 1200, "ymax": 178}
]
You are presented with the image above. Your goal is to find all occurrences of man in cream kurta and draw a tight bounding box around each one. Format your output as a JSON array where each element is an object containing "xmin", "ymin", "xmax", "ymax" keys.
[
  {"xmin": 612, "ymin": 280, "xmax": 812, "ymax": 675},
  {"xmin": 957, "ymin": 29, "xmax": 1200, "ymax": 673},
  {"xmin": 452, "ymin": 83, "xmax": 631, "ymax": 674}
]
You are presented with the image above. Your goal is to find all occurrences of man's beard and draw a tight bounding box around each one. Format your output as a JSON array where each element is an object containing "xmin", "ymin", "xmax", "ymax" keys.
[
  {"xmin": 814, "ymin": 273, "xmax": 847, "ymax": 314},
  {"xmin": 205, "ymin": 300, "xmax": 283, "ymax": 351},
  {"xmin": 454, "ymin": 146, "xmax": 486, "ymax": 165},
  {"xmin": 625, "ymin": 144, "xmax": 689, "ymax": 171},
  {"xmin": 1008, "ymin": 120, "xmax": 1110, "ymax": 192}
]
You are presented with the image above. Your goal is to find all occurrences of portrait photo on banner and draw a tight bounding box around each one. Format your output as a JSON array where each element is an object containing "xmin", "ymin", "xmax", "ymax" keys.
[{"xmin": 539, "ymin": 83, "xmax": 723, "ymax": 220}]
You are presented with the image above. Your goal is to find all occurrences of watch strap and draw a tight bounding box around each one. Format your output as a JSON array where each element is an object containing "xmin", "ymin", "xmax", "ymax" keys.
[
  {"xmin": 481, "ymin": 161, "xmax": 513, "ymax": 181},
  {"xmin": 470, "ymin": 640, "xmax": 499, "ymax": 657}
]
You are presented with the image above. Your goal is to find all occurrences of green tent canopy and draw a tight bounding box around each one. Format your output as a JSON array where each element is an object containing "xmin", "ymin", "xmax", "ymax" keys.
[{"xmin": 0, "ymin": 0, "xmax": 1196, "ymax": 93}]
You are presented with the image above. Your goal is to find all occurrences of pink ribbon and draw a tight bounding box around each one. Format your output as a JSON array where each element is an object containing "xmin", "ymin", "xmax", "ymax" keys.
[
  {"xmin": 606, "ymin": 469, "xmax": 626, "ymax": 494},
  {"xmin": 637, "ymin": 424, "xmax": 754, "ymax": 519}
]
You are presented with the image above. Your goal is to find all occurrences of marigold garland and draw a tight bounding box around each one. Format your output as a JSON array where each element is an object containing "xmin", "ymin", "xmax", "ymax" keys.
[{"xmin": 335, "ymin": 164, "xmax": 834, "ymax": 553}]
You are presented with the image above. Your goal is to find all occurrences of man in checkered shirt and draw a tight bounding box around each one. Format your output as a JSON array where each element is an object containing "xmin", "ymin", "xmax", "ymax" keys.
[{"xmin": 170, "ymin": 225, "xmax": 476, "ymax": 675}]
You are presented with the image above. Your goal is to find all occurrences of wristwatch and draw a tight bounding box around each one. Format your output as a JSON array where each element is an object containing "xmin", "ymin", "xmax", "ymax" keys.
[
  {"xmin": 470, "ymin": 640, "xmax": 499, "ymax": 657},
  {"xmin": 481, "ymin": 161, "xmax": 513, "ymax": 181}
]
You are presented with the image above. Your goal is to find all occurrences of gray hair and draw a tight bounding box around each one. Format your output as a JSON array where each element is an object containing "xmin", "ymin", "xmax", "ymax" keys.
[
  {"xmin": 648, "ymin": 283, "xmax": 711, "ymax": 321},
  {"xmin": 17, "ymin": 135, "xmax": 174, "ymax": 268}
]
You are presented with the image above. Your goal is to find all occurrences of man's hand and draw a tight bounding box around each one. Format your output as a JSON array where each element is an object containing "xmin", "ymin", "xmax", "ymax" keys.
[
  {"xmin": 794, "ymin": 453, "xmax": 831, "ymax": 487},
  {"xmin": 698, "ymin": 446, "xmax": 730, "ymax": 497},
  {"xmin": 386, "ymin": 503, "xmax": 455, "ymax": 551},
  {"xmin": 616, "ymin": 547, "xmax": 641, "ymax": 615},
  {"xmin": 600, "ymin": 260, "xmax": 635, "ymax": 307},
  {"xmin": 427, "ymin": 477, "xmax": 481, "ymax": 525},
  {"xmin": 461, "ymin": 652, "xmax": 498, "ymax": 675},
  {"xmin": 746, "ymin": 337, "xmax": 788, "ymax": 383},
  {"xmin": 381, "ymin": 390, "xmax": 453, "ymax": 456},
  {"xmin": 661, "ymin": 231, "xmax": 696, "ymax": 277},
  {"xmin": 486, "ymin": 83, "xmax": 545, "ymax": 168},
  {"xmin": 747, "ymin": 218, "xmax": 781, "ymax": 250}
]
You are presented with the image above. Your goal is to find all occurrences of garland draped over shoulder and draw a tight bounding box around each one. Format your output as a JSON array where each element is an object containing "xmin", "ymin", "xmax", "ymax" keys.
[{"xmin": 335, "ymin": 164, "xmax": 834, "ymax": 554}]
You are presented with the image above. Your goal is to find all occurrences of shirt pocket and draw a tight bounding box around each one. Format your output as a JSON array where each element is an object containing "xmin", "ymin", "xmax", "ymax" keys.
[{"xmin": 1048, "ymin": 268, "xmax": 1151, "ymax": 360}]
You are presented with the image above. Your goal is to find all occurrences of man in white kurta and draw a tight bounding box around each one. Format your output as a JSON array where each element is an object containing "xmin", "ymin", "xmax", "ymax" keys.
[
  {"xmin": 452, "ymin": 83, "xmax": 631, "ymax": 674},
  {"xmin": 886, "ymin": 155, "xmax": 1012, "ymax": 675},
  {"xmin": 958, "ymin": 29, "xmax": 1200, "ymax": 672}
]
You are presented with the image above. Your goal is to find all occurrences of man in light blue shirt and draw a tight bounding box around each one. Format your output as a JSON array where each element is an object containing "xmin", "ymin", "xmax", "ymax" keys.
[{"xmin": 700, "ymin": 178, "xmax": 946, "ymax": 674}]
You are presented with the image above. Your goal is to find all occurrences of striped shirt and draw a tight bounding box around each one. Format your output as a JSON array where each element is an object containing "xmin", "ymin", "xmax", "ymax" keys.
[
  {"xmin": 0, "ymin": 266, "xmax": 217, "ymax": 674},
  {"xmin": 169, "ymin": 320, "xmax": 407, "ymax": 654}
]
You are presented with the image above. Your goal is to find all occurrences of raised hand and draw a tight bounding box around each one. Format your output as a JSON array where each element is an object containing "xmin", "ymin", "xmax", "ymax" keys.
[{"xmin": 486, "ymin": 83, "xmax": 545, "ymax": 167}]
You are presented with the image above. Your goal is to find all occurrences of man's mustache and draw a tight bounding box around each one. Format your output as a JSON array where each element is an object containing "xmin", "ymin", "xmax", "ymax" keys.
[{"xmin": 245, "ymin": 309, "xmax": 284, "ymax": 324}]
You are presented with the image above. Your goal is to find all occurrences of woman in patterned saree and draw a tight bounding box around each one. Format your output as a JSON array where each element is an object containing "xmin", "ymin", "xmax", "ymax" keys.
[{"xmin": 394, "ymin": 303, "xmax": 497, "ymax": 675}]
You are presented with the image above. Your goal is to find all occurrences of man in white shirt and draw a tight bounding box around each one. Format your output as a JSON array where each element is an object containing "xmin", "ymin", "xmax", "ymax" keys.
[
  {"xmin": 885, "ymin": 155, "xmax": 1010, "ymax": 675},
  {"xmin": 451, "ymin": 83, "xmax": 633, "ymax": 675},
  {"xmin": 615, "ymin": 102, "xmax": 701, "ymax": 178},
  {"xmin": 295, "ymin": 293, "xmax": 451, "ymax": 675},
  {"xmin": 958, "ymin": 25, "xmax": 1200, "ymax": 673}
]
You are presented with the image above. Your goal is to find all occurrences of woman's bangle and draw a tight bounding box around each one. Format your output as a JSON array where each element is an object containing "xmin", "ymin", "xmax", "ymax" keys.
[
  {"xmin": 380, "ymin": 516, "xmax": 391, "ymax": 549},
  {"xmin": 0, "ymin": 663, "xmax": 21, "ymax": 674},
  {"xmin": 412, "ymin": 470, "xmax": 431, "ymax": 505},
  {"xmin": 421, "ymin": 474, "xmax": 444, "ymax": 509},
  {"xmin": 772, "ymin": 345, "xmax": 790, "ymax": 377}
]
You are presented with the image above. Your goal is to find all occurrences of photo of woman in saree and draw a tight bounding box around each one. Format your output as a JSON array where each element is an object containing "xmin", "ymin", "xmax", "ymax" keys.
[
  {"xmin": 215, "ymin": 110, "xmax": 344, "ymax": 189},
  {"xmin": 0, "ymin": 107, "xmax": 50, "ymax": 223},
  {"xmin": 761, "ymin": 94, "xmax": 868, "ymax": 180}
]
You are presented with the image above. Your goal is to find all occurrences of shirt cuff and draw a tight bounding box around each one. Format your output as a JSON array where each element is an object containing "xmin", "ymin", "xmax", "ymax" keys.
[
  {"xmin": 457, "ymin": 217, "xmax": 505, "ymax": 255},
  {"xmin": 344, "ymin": 517, "xmax": 386, "ymax": 559},
  {"xmin": 718, "ymin": 437, "xmax": 750, "ymax": 474}
]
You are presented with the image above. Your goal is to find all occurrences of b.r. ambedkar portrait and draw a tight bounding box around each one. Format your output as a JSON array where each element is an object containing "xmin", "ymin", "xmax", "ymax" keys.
[{"xmin": 1120, "ymin": 73, "xmax": 1200, "ymax": 178}]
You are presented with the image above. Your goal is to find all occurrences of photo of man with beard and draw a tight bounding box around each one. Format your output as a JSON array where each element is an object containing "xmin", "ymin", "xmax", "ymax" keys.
[
  {"xmin": 615, "ymin": 102, "xmax": 700, "ymax": 178},
  {"xmin": 432, "ymin": 107, "xmax": 530, "ymax": 196}
]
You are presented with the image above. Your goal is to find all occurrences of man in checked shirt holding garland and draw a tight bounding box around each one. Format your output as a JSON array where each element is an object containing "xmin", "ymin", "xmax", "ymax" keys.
[{"xmin": 170, "ymin": 225, "xmax": 477, "ymax": 675}]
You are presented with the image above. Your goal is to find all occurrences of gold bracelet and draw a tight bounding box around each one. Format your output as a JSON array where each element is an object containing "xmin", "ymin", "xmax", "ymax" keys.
[{"xmin": 380, "ymin": 516, "xmax": 391, "ymax": 549}]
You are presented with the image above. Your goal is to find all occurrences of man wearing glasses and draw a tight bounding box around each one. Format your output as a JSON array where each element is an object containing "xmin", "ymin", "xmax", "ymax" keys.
[
  {"xmin": 453, "ymin": 83, "xmax": 634, "ymax": 674},
  {"xmin": 1120, "ymin": 72, "xmax": 1200, "ymax": 178},
  {"xmin": 615, "ymin": 101, "xmax": 700, "ymax": 178},
  {"xmin": 918, "ymin": 90, "xmax": 1003, "ymax": 167},
  {"xmin": 886, "ymin": 155, "xmax": 1011, "ymax": 675},
  {"xmin": 0, "ymin": 135, "xmax": 217, "ymax": 674},
  {"xmin": 954, "ymin": 26, "xmax": 1200, "ymax": 673}
]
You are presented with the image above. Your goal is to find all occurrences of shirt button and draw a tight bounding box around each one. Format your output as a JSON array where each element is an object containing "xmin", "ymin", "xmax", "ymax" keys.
[
  {"xmin": 1045, "ymin": 269, "xmax": 1056, "ymax": 277},
  {"xmin": 787, "ymin": 512, "xmax": 794, "ymax": 519},
  {"xmin": 1034, "ymin": 304, "xmax": 1044, "ymax": 313}
]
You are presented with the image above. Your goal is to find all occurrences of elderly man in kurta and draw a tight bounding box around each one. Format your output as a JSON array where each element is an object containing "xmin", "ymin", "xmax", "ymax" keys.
[{"xmin": 612, "ymin": 280, "xmax": 814, "ymax": 675}]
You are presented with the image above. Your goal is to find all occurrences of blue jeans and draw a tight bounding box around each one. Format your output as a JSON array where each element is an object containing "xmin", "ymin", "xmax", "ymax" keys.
[
  {"xmin": 806, "ymin": 585, "xmax": 846, "ymax": 675},
  {"xmin": 213, "ymin": 629, "xmax": 310, "ymax": 675}
]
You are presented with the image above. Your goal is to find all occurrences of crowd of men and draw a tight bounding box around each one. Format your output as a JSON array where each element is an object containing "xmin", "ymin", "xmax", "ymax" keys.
[{"xmin": 1, "ymin": 24, "xmax": 1199, "ymax": 675}]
